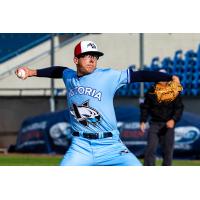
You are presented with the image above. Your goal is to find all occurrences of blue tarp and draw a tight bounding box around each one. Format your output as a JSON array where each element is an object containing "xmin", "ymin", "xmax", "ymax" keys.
[
  {"xmin": 15, "ymin": 106, "xmax": 200, "ymax": 157},
  {"xmin": 16, "ymin": 109, "xmax": 72, "ymax": 154}
]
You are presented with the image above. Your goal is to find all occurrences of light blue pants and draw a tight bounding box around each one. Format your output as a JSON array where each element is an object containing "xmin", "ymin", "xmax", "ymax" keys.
[{"xmin": 60, "ymin": 134, "xmax": 142, "ymax": 166}]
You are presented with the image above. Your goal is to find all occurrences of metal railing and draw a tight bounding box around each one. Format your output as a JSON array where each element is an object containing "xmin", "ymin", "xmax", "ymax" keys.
[{"xmin": 0, "ymin": 88, "xmax": 66, "ymax": 96}]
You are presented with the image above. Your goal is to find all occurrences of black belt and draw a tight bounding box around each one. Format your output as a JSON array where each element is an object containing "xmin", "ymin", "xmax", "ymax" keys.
[{"xmin": 72, "ymin": 132, "xmax": 113, "ymax": 139}]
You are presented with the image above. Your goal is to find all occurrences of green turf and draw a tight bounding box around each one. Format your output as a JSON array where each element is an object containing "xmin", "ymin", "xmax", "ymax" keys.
[
  {"xmin": 0, "ymin": 154, "xmax": 62, "ymax": 166},
  {"xmin": 0, "ymin": 154, "xmax": 200, "ymax": 166},
  {"xmin": 156, "ymin": 159, "xmax": 200, "ymax": 166}
]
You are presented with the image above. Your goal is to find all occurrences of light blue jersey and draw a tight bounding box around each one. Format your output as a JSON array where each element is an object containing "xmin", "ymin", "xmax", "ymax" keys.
[
  {"xmin": 63, "ymin": 67, "xmax": 130, "ymax": 134},
  {"xmin": 61, "ymin": 67, "xmax": 142, "ymax": 166}
]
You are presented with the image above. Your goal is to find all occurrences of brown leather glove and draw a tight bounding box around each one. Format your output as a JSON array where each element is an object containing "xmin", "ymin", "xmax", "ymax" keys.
[{"xmin": 153, "ymin": 81, "xmax": 183, "ymax": 103}]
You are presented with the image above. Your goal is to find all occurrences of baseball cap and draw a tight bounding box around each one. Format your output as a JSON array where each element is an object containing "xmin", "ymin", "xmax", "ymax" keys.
[{"xmin": 74, "ymin": 41, "xmax": 104, "ymax": 57}]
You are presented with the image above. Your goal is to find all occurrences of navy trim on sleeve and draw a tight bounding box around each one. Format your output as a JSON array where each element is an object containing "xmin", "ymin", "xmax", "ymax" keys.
[
  {"xmin": 130, "ymin": 70, "xmax": 172, "ymax": 83},
  {"xmin": 37, "ymin": 66, "xmax": 68, "ymax": 78}
]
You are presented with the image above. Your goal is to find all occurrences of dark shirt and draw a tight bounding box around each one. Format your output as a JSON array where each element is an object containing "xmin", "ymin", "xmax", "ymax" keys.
[{"xmin": 140, "ymin": 85, "xmax": 184, "ymax": 123}]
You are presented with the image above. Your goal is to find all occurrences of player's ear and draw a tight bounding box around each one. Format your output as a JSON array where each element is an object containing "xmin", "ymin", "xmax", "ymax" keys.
[{"xmin": 73, "ymin": 57, "xmax": 78, "ymax": 64}]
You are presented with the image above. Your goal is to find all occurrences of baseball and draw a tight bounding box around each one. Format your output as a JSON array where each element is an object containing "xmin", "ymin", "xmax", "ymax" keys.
[{"xmin": 17, "ymin": 69, "xmax": 26, "ymax": 79}]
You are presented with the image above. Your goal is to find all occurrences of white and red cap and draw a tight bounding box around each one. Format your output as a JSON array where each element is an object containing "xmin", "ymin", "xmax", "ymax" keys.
[{"xmin": 74, "ymin": 41, "xmax": 104, "ymax": 57}]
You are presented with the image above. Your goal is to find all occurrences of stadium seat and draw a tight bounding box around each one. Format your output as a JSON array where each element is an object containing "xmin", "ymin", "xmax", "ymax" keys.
[
  {"xmin": 181, "ymin": 88, "xmax": 187, "ymax": 95},
  {"xmin": 144, "ymin": 82, "xmax": 151, "ymax": 90},
  {"xmin": 150, "ymin": 57, "xmax": 161, "ymax": 71},
  {"xmin": 129, "ymin": 65, "xmax": 137, "ymax": 71},
  {"xmin": 0, "ymin": 33, "xmax": 51, "ymax": 63},
  {"xmin": 173, "ymin": 50, "xmax": 185, "ymax": 67},
  {"xmin": 116, "ymin": 85, "xmax": 129, "ymax": 96},
  {"xmin": 128, "ymin": 83, "xmax": 140, "ymax": 96},
  {"xmin": 162, "ymin": 57, "xmax": 173, "ymax": 67},
  {"xmin": 191, "ymin": 89, "xmax": 199, "ymax": 96},
  {"xmin": 117, "ymin": 45, "xmax": 200, "ymax": 97},
  {"xmin": 161, "ymin": 57, "xmax": 174, "ymax": 74},
  {"xmin": 0, "ymin": 33, "xmax": 82, "ymax": 63},
  {"xmin": 197, "ymin": 44, "xmax": 200, "ymax": 65},
  {"xmin": 185, "ymin": 50, "xmax": 197, "ymax": 59},
  {"xmin": 143, "ymin": 65, "xmax": 151, "ymax": 71}
]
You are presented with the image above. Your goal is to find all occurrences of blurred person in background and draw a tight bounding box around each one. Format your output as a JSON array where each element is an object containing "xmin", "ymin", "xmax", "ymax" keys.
[{"xmin": 140, "ymin": 69, "xmax": 184, "ymax": 166}]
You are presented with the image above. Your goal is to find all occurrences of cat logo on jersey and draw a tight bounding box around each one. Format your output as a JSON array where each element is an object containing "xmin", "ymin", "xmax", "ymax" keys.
[{"xmin": 70, "ymin": 100, "xmax": 101, "ymax": 126}]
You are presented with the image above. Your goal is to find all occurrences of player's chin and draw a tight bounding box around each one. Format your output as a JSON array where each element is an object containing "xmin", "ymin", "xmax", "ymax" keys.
[{"xmin": 85, "ymin": 66, "xmax": 96, "ymax": 74}]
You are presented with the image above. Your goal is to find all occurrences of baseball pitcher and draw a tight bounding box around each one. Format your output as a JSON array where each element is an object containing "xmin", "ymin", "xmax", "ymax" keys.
[{"xmin": 15, "ymin": 40, "xmax": 180, "ymax": 166}]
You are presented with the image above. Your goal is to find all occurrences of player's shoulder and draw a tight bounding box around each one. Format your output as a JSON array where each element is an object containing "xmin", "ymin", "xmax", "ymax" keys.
[
  {"xmin": 96, "ymin": 67, "xmax": 112, "ymax": 72},
  {"xmin": 95, "ymin": 68, "xmax": 129, "ymax": 81},
  {"xmin": 96, "ymin": 67, "xmax": 127, "ymax": 73},
  {"xmin": 95, "ymin": 68, "xmax": 117, "ymax": 78},
  {"xmin": 63, "ymin": 67, "xmax": 76, "ymax": 76}
]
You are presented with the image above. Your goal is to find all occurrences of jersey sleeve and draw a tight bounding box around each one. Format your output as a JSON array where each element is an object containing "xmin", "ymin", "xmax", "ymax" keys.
[{"xmin": 110, "ymin": 69, "xmax": 129, "ymax": 91}]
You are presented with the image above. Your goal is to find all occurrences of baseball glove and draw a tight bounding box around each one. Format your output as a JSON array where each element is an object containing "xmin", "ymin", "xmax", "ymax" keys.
[{"xmin": 153, "ymin": 81, "xmax": 183, "ymax": 103}]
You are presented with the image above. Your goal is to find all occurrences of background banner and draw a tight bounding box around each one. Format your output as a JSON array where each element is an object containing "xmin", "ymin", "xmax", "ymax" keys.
[{"xmin": 15, "ymin": 106, "xmax": 200, "ymax": 158}]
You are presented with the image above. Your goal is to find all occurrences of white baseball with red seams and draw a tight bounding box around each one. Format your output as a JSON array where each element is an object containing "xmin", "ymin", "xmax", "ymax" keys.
[{"xmin": 17, "ymin": 68, "xmax": 26, "ymax": 79}]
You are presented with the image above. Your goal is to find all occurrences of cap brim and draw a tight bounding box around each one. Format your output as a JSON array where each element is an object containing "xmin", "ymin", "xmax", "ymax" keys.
[{"xmin": 77, "ymin": 51, "xmax": 104, "ymax": 57}]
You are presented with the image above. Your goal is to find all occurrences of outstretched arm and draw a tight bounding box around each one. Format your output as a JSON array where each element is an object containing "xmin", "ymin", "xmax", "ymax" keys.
[
  {"xmin": 15, "ymin": 66, "xmax": 68, "ymax": 79},
  {"xmin": 129, "ymin": 70, "xmax": 180, "ymax": 83}
]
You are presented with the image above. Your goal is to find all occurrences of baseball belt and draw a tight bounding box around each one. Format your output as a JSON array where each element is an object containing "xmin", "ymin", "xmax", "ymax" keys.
[{"xmin": 72, "ymin": 132, "xmax": 113, "ymax": 139}]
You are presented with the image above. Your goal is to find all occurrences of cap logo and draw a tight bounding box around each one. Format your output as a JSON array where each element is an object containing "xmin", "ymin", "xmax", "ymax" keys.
[{"xmin": 87, "ymin": 43, "xmax": 96, "ymax": 49}]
